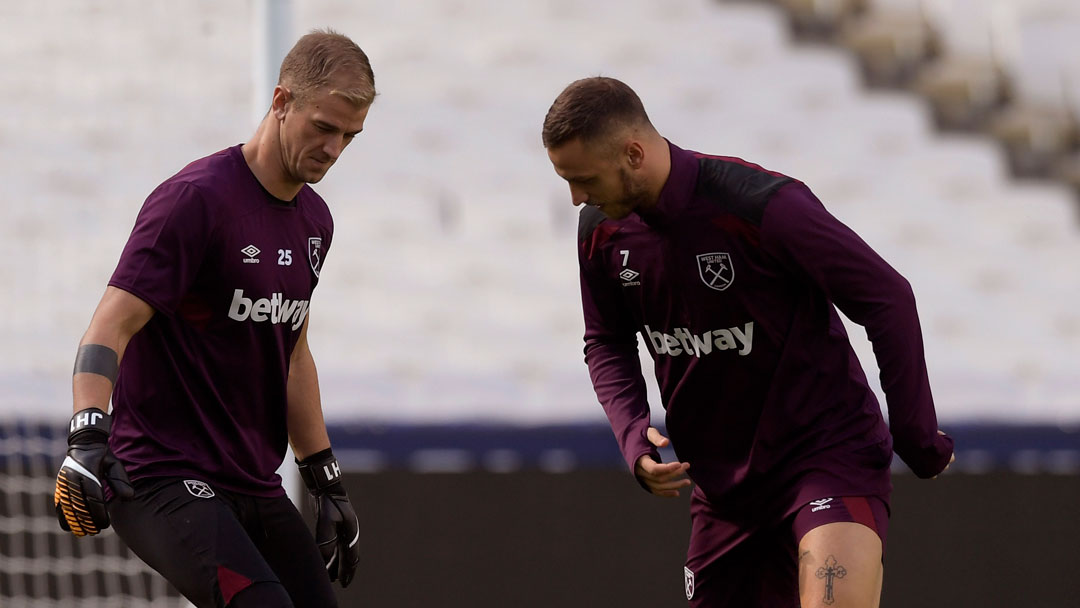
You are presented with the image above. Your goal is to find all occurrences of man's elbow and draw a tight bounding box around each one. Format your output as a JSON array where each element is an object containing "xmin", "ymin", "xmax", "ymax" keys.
[{"xmin": 879, "ymin": 271, "xmax": 918, "ymax": 314}]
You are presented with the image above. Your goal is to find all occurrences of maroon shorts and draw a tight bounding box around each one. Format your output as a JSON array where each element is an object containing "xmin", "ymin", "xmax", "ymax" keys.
[
  {"xmin": 683, "ymin": 494, "xmax": 889, "ymax": 607},
  {"xmin": 792, "ymin": 496, "xmax": 889, "ymax": 554}
]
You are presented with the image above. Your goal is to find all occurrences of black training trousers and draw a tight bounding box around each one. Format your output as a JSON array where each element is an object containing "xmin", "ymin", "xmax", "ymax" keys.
[{"xmin": 108, "ymin": 477, "xmax": 336, "ymax": 608}]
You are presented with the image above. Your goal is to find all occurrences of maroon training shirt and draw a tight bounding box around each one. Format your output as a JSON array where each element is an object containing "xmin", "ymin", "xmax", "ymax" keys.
[
  {"xmin": 578, "ymin": 142, "xmax": 953, "ymax": 521},
  {"xmin": 108, "ymin": 145, "xmax": 333, "ymax": 497}
]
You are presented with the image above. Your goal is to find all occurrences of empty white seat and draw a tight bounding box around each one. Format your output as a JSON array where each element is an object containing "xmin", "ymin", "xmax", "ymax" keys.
[{"xmin": 3, "ymin": 0, "xmax": 1078, "ymax": 425}]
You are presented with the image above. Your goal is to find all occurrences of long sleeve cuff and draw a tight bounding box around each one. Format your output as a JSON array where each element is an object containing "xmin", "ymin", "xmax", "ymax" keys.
[{"xmin": 896, "ymin": 432, "xmax": 954, "ymax": 478}]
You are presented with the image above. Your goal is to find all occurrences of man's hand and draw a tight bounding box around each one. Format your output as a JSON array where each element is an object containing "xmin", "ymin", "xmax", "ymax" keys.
[
  {"xmin": 634, "ymin": 427, "xmax": 691, "ymax": 497},
  {"xmin": 931, "ymin": 430, "xmax": 956, "ymax": 479},
  {"xmin": 54, "ymin": 408, "xmax": 134, "ymax": 536},
  {"xmin": 298, "ymin": 448, "xmax": 360, "ymax": 588}
]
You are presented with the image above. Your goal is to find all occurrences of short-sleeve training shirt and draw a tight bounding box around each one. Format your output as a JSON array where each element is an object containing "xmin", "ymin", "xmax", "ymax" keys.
[{"xmin": 108, "ymin": 145, "xmax": 333, "ymax": 497}]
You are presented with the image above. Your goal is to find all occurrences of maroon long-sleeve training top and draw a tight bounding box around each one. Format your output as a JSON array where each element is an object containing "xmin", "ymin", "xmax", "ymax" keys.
[{"xmin": 578, "ymin": 142, "xmax": 953, "ymax": 519}]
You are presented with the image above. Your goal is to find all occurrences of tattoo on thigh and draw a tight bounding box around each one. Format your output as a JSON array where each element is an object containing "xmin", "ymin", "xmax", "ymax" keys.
[{"xmin": 815, "ymin": 555, "xmax": 847, "ymax": 605}]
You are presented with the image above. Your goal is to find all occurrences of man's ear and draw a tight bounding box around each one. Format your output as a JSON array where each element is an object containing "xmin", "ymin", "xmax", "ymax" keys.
[
  {"xmin": 271, "ymin": 85, "xmax": 292, "ymax": 120},
  {"xmin": 626, "ymin": 140, "xmax": 645, "ymax": 169}
]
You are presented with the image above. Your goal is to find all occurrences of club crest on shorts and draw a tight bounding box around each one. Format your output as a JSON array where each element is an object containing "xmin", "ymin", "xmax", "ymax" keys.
[
  {"xmin": 308, "ymin": 237, "xmax": 323, "ymax": 277},
  {"xmin": 183, "ymin": 479, "xmax": 215, "ymax": 499},
  {"xmin": 696, "ymin": 252, "xmax": 733, "ymax": 291},
  {"xmin": 684, "ymin": 566, "xmax": 695, "ymax": 600}
]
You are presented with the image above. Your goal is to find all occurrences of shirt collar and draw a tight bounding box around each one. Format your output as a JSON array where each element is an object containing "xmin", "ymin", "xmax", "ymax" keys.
[{"xmin": 636, "ymin": 140, "xmax": 699, "ymax": 227}]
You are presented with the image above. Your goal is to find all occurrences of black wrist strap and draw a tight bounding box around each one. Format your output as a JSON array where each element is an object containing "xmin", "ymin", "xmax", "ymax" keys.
[
  {"xmin": 297, "ymin": 448, "xmax": 343, "ymax": 495},
  {"xmin": 68, "ymin": 408, "xmax": 110, "ymax": 444}
]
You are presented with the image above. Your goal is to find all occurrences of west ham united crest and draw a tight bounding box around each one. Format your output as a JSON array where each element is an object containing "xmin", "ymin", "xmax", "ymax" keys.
[
  {"xmin": 684, "ymin": 566, "xmax": 695, "ymax": 600},
  {"xmin": 697, "ymin": 252, "xmax": 734, "ymax": 291},
  {"xmin": 308, "ymin": 237, "xmax": 323, "ymax": 277},
  {"xmin": 183, "ymin": 479, "xmax": 215, "ymax": 499}
]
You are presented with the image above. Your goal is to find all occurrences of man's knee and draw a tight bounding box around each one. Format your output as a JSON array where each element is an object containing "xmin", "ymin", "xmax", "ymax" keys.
[
  {"xmin": 798, "ymin": 522, "xmax": 882, "ymax": 608},
  {"xmin": 228, "ymin": 581, "xmax": 295, "ymax": 608}
]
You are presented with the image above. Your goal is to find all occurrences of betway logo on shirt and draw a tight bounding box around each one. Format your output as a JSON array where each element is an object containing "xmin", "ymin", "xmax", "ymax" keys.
[
  {"xmin": 227, "ymin": 289, "xmax": 310, "ymax": 330},
  {"xmin": 644, "ymin": 322, "xmax": 754, "ymax": 357}
]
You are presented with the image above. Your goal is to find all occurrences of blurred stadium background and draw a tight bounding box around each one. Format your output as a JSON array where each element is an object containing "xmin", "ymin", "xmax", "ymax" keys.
[{"xmin": 2, "ymin": 0, "xmax": 1078, "ymax": 606}]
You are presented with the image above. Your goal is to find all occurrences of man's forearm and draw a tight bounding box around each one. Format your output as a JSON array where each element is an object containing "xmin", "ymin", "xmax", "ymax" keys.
[
  {"xmin": 287, "ymin": 345, "xmax": 331, "ymax": 460},
  {"xmin": 585, "ymin": 338, "xmax": 658, "ymax": 473},
  {"xmin": 73, "ymin": 345, "xmax": 118, "ymax": 415},
  {"xmin": 73, "ymin": 287, "xmax": 155, "ymax": 414}
]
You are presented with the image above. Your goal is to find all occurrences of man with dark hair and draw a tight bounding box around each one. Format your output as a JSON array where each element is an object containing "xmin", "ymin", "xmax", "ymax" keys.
[
  {"xmin": 53, "ymin": 29, "xmax": 374, "ymax": 608},
  {"xmin": 544, "ymin": 76, "xmax": 954, "ymax": 607}
]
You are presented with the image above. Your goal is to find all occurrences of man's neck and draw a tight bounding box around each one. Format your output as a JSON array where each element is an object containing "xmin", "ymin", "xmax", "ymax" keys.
[
  {"xmin": 637, "ymin": 136, "xmax": 673, "ymax": 214},
  {"xmin": 242, "ymin": 116, "xmax": 303, "ymax": 201}
]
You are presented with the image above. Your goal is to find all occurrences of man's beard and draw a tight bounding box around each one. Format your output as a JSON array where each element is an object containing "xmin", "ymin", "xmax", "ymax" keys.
[{"xmin": 612, "ymin": 166, "xmax": 650, "ymax": 213}]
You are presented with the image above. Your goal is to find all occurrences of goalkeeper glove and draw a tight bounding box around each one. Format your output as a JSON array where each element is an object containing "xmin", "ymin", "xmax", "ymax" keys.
[
  {"xmin": 298, "ymin": 448, "xmax": 360, "ymax": 587},
  {"xmin": 54, "ymin": 407, "xmax": 134, "ymax": 536}
]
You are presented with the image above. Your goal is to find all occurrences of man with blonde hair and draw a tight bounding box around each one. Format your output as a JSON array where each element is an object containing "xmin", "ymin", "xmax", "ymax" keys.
[
  {"xmin": 544, "ymin": 77, "xmax": 953, "ymax": 607},
  {"xmin": 53, "ymin": 29, "xmax": 374, "ymax": 607}
]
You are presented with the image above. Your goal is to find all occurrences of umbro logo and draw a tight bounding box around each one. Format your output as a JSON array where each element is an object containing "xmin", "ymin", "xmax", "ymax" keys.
[
  {"xmin": 618, "ymin": 249, "xmax": 641, "ymax": 287},
  {"xmin": 810, "ymin": 498, "xmax": 833, "ymax": 512},
  {"xmin": 183, "ymin": 480, "xmax": 215, "ymax": 499},
  {"xmin": 241, "ymin": 245, "xmax": 261, "ymax": 264}
]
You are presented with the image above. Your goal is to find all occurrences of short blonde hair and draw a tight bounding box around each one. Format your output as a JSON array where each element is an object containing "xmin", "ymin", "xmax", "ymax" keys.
[{"xmin": 278, "ymin": 28, "xmax": 376, "ymax": 108}]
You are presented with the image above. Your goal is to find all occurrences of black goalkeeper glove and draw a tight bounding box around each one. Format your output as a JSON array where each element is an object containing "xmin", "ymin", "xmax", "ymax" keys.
[
  {"xmin": 298, "ymin": 448, "xmax": 360, "ymax": 588},
  {"xmin": 54, "ymin": 407, "xmax": 134, "ymax": 536}
]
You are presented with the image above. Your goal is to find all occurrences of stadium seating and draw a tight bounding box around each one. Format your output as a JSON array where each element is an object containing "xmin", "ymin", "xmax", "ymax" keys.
[
  {"xmin": 3, "ymin": 0, "xmax": 1078, "ymax": 427},
  {"xmin": 3, "ymin": 2, "xmax": 1079, "ymax": 606}
]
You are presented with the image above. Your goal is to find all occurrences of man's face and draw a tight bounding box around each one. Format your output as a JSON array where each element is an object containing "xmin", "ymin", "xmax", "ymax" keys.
[
  {"xmin": 276, "ymin": 84, "xmax": 370, "ymax": 185},
  {"xmin": 547, "ymin": 137, "xmax": 650, "ymax": 220}
]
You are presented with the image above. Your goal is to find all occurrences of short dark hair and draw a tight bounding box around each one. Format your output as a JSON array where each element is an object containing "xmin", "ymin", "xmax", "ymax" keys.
[{"xmin": 542, "ymin": 77, "xmax": 651, "ymax": 149}]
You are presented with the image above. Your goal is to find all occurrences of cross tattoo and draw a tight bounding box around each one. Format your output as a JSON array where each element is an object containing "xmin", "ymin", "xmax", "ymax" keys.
[{"xmin": 815, "ymin": 555, "xmax": 847, "ymax": 605}]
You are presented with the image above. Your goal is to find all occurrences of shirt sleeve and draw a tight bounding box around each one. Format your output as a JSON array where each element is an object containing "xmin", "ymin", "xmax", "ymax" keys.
[
  {"xmin": 302, "ymin": 190, "xmax": 334, "ymax": 290},
  {"xmin": 320, "ymin": 212, "xmax": 332, "ymax": 281},
  {"xmin": 759, "ymin": 182, "xmax": 954, "ymax": 478},
  {"xmin": 109, "ymin": 181, "xmax": 215, "ymax": 316},
  {"xmin": 578, "ymin": 234, "xmax": 659, "ymax": 478}
]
